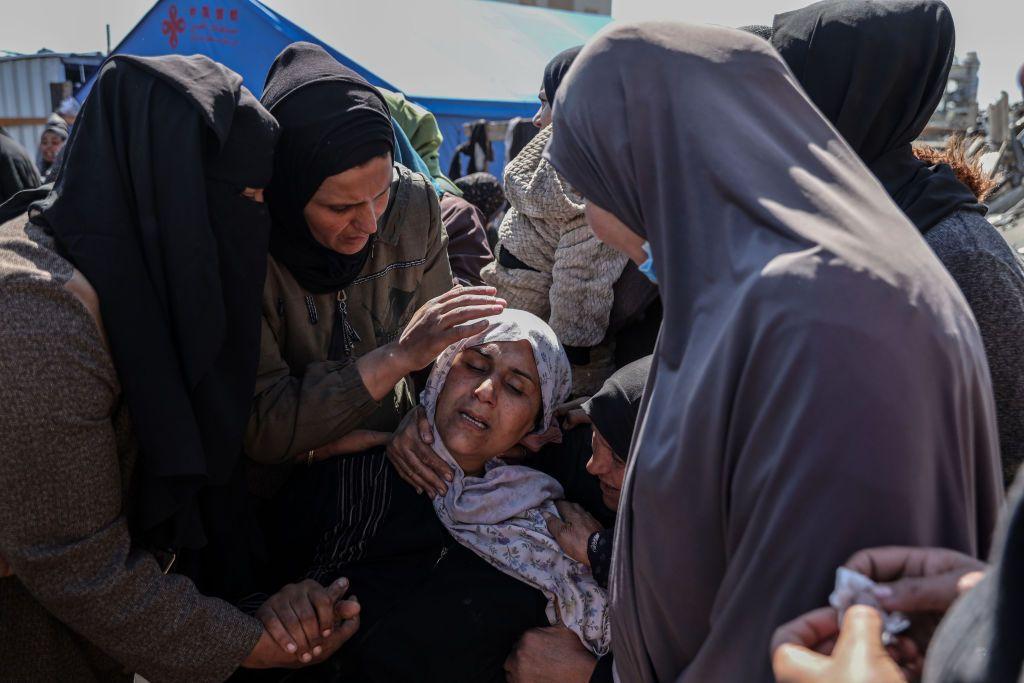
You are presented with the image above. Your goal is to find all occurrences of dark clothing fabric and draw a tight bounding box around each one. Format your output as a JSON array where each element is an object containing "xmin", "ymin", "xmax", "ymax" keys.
[
  {"xmin": 454, "ymin": 172, "xmax": 506, "ymax": 222},
  {"xmin": 542, "ymin": 45, "xmax": 583, "ymax": 105},
  {"xmin": 771, "ymin": 0, "xmax": 985, "ymax": 233},
  {"xmin": 528, "ymin": 424, "xmax": 617, "ymax": 529},
  {"xmin": 505, "ymin": 118, "xmax": 539, "ymax": 167},
  {"xmin": 265, "ymin": 450, "xmax": 549, "ymax": 682},
  {"xmin": 0, "ymin": 216, "xmax": 262, "ymax": 683},
  {"xmin": 261, "ymin": 42, "xmax": 395, "ymax": 295},
  {"xmin": 587, "ymin": 529, "xmax": 614, "ymax": 589},
  {"xmin": 590, "ymin": 654, "xmax": 615, "ymax": 683},
  {"xmin": 582, "ymin": 356, "xmax": 652, "ymax": 462},
  {"xmin": 440, "ymin": 192, "xmax": 494, "ymax": 286},
  {"xmin": 925, "ymin": 465, "xmax": 1024, "ymax": 682},
  {"xmin": 926, "ymin": 210, "xmax": 1024, "ymax": 487},
  {"xmin": 0, "ymin": 128, "xmax": 40, "ymax": 204},
  {"xmin": 33, "ymin": 54, "xmax": 278, "ymax": 552},
  {"xmin": 546, "ymin": 23, "xmax": 1002, "ymax": 683},
  {"xmin": 448, "ymin": 120, "xmax": 492, "ymax": 179}
]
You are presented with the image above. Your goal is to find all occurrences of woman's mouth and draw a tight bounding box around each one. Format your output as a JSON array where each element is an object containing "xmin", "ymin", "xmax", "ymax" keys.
[
  {"xmin": 599, "ymin": 480, "xmax": 620, "ymax": 494},
  {"xmin": 459, "ymin": 411, "xmax": 489, "ymax": 431}
]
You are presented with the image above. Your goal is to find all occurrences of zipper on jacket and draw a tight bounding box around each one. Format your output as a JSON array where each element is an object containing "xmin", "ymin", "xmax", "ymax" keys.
[{"xmin": 334, "ymin": 290, "xmax": 361, "ymax": 358}]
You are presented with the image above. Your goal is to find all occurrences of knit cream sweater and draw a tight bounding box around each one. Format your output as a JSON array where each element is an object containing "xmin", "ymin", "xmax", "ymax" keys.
[{"xmin": 481, "ymin": 126, "xmax": 629, "ymax": 348}]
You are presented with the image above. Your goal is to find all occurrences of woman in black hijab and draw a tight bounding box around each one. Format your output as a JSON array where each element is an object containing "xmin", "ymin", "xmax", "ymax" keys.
[
  {"xmin": 0, "ymin": 53, "xmax": 364, "ymax": 679},
  {"xmin": 535, "ymin": 46, "xmax": 583, "ymax": 129},
  {"xmin": 767, "ymin": 0, "xmax": 1024, "ymax": 487},
  {"xmin": 0, "ymin": 125, "xmax": 40, "ymax": 204},
  {"xmin": 247, "ymin": 43, "xmax": 505, "ymax": 497},
  {"xmin": 507, "ymin": 356, "xmax": 651, "ymax": 683}
]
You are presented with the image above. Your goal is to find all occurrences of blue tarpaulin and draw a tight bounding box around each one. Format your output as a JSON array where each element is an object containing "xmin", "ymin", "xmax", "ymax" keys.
[{"xmin": 78, "ymin": 0, "xmax": 610, "ymax": 176}]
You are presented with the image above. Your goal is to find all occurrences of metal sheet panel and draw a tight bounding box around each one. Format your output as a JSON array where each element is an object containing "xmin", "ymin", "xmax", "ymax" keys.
[{"xmin": 0, "ymin": 55, "xmax": 66, "ymax": 154}]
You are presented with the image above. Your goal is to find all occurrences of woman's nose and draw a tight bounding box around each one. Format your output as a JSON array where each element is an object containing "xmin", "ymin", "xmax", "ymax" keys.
[
  {"xmin": 355, "ymin": 201, "xmax": 381, "ymax": 235},
  {"xmin": 474, "ymin": 377, "xmax": 497, "ymax": 404}
]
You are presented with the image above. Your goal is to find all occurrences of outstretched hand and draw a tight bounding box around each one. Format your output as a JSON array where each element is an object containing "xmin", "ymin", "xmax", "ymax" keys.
[{"xmin": 387, "ymin": 405, "xmax": 452, "ymax": 497}]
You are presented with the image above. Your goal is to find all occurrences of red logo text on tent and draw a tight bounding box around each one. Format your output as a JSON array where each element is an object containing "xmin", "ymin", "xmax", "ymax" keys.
[{"xmin": 161, "ymin": 4, "xmax": 186, "ymax": 48}]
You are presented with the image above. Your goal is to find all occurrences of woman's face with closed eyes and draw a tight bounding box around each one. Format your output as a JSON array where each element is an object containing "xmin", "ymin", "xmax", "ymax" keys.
[{"xmin": 434, "ymin": 340, "xmax": 542, "ymax": 475}]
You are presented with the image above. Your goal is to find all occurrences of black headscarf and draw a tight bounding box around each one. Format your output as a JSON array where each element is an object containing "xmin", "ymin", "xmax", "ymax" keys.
[
  {"xmin": 543, "ymin": 45, "xmax": 584, "ymax": 106},
  {"xmin": 581, "ymin": 355, "xmax": 651, "ymax": 461},
  {"xmin": 454, "ymin": 172, "xmax": 506, "ymax": 220},
  {"xmin": 771, "ymin": 0, "xmax": 985, "ymax": 233},
  {"xmin": 261, "ymin": 42, "xmax": 395, "ymax": 294},
  {"xmin": 35, "ymin": 54, "xmax": 279, "ymax": 551}
]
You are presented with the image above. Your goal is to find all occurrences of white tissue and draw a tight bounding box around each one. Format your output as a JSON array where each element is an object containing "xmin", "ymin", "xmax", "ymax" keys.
[{"xmin": 828, "ymin": 567, "xmax": 910, "ymax": 644}]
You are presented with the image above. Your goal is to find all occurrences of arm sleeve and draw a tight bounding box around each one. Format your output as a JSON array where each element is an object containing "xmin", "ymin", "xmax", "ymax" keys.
[
  {"xmin": 679, "ymin": 316, "xmax": 1001, "ymax": 682},
  {"xmin": 245, "ymin": 314, "xmax": 380, "ymax": 464},
  {"xmin": 586, "ymin": 529, "xmax": 614, "ymax": 589},
  {"xmin": 440, "ymin": 194, "xmax": 494, "ymax": 286},
  {"xmin": 590, "ymin": 652, "xmax": 615, "ymax": 683},
  {"xmin": 548, "ymin": 226, "xmax": 629, "ymax": 348},
  {"xmin": 0, "ymin": 283, "xmax": 261, "ymax": 683},
  {"xmin": 416, "ymin": 183, "xmax": 456, "ymax": 305},
  {"xmin": 944, "ymin": 249, "xmax": 1024, "ymax": 486}
]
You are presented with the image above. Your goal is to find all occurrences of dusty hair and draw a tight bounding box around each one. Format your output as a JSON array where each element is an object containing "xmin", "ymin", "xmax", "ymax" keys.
[{"xmin": 913, "ymin": 136, "xmax": 998, "ymax": 202}]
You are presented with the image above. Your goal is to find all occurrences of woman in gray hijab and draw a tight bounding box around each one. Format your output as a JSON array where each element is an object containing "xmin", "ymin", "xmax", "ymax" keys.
[{"xmin": 544, "ymin": 22, "xmax": 1003, "ymax": 683}]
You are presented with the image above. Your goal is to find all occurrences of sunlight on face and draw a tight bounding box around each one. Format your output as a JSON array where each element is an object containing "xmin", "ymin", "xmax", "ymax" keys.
[
  {"xmin": 435, "ymin": 340, "xmax": 542, "ymax": 474},
  {"xmin": 586, "ymin": 429, "xmax": 627, "ymax": 511},
  {"xmin": 303, "ymin": 153, "xmax": 393, "ymax": 255}
]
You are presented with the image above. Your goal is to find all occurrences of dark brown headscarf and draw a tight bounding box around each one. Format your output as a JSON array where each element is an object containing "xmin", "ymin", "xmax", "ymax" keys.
[{"xmin": 546, "ymin": 22, "xmax": 1002, "ymax": 682}]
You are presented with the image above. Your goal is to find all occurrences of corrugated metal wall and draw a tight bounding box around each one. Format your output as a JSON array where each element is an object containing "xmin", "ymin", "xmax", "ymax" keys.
[{"xmin": 0, "ymin": 56, "xmax": 66, "ymax": 155}]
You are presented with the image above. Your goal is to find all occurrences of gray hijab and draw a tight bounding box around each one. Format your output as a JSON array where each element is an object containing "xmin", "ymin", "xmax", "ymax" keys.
[{"xmin": 546, "ymin": 22, "xmax": 1002, "ymax": 682}]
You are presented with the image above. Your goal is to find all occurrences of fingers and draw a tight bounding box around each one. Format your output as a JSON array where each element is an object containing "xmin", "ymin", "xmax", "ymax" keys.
[
  {"xmin": 770, "ymin": 607, "xmax": 840, "ymax": 653},
  {"xmin": 771, "ymin": 643, "xmax": 831, "ymax": 683},
  {"xmin": 291, "ymin": 591, "xmax": 325, "ymax": 657},
  {"xmin": 442, "ymin": 319, "xmax": 492, "ymax": 345},
  {"xmin": 334, "ymin": 596, "xmax": 361, "ymax": 643},
  {"xmin": 542, "ymin": 510, "xmax": 566, "ymax": 540},
  {"xmin": 403, "ymin": 447, "xmax": 449, "ymax": 496},
  {"xmin": 437, "ymin": 303, "xmax": 506, "ymax": 330},
  {"xmin": 416, "ymin": 405, "xmax": 434, "ymax": 444},
  {"xmin": 833, "ymin": 605, "xmax": 888, "ymax": 660},
  {"xmin": 554, "ymin": 500, "xmax": 582, "ymax": 521},
  {"xmin": 278, "ymin": 602, "xmax": 313, "ymax": 662},
  {"xmin": 434, "ymin": 285, "xmax": 498, "ymax": 304},
  {"xmin": 873, "ymin": 573, "xmax": 965, "ymax": 613},
  {"xmin": 334, "ymin": 594, "xmax": 362, "ymax": 622},
  {"xmin": 257, "ymin": 606, "xmax": 299, "ymax": 656},
  {"xmin": 562, "ymin": 409, "xmax": 591, "ymax": 428},
  {"xmin": 388, "ymin": 452, "xmax": 434, "ymax": 495}
]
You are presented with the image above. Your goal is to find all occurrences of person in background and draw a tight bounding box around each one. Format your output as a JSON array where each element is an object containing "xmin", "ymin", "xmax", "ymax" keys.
[
  {"xmin": 0, "ymin": 53, "xmax": 356, "ymax": 680},
  {"xmin": 0, "ymin": 125, "xmax": 40, "ymax": 205},
  {"xmin": 762, "ymin": 0, "xmax": 1024, "ymax": 487},
  {"xmin": 506, "ymin": 355, "xmax": 651, "ymax": 683},
  {"xmin": 455, "ymin": 170, "xmax": 507, "ymax": 247},
  {"xmin": 546, "ymin": 21, "xmax": 1001, "ymax": 682},
  {"xmin": 773, "ymin": 469, "xmax": 1024, "ymax": 682},
  {"xmin": 37, "ymin": 113, "xmax": 68, "ymax": 178},
  {"xmin": 382, "ymin": 89, "xmax": 495, "ymax": 286},
  {"xmin": 481, "ymin": 45, "xmax": 633, "ymax": 397}
]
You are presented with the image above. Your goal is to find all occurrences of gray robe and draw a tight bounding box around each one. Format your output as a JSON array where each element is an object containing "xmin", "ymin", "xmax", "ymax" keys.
[{"xmin": 545, "ymin": 22, "xmax": 1003, "ymax": 683}]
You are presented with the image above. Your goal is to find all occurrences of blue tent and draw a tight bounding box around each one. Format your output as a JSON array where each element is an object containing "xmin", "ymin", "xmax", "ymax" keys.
[{"xmin": 79, "ymin": 0, "xmax": 610, "ymax": 176}]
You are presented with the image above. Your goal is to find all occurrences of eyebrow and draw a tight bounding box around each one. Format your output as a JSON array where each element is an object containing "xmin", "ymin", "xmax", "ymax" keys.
[{"xmin": 471, "ymin": 347, "xmax": 536, "ymax": 384}]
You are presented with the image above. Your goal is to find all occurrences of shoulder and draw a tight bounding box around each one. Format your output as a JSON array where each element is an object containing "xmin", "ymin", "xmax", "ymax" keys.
[{"xmin": 926, "ymin": 210, "xmax": 1021, "ymax": 270}]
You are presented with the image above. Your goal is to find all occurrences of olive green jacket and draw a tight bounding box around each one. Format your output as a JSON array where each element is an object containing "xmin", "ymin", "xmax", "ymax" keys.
[{"xmin": 245, "ymin": 165, "xmax": 454, "ymax": 464}]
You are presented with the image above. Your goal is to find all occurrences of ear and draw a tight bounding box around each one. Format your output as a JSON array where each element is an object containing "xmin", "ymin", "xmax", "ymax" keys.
[{"xmin": 519, "ymin": 423, "xmax": 563, "ymax": 452}]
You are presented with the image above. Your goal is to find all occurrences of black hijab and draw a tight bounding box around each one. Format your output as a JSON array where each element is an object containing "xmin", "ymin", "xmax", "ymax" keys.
[
  {"xmin": 261, "ymin": 42, "xmax": 395, "ymax": 294},
  {"xmin": 35, "ymin": 54, "xmax": 279, "ymax": 551},
  {"xmin": 581, "ymin": 355, "xmax": 651, "ymax": 461},
  {"xmin": 543, "ymin": 46, "xmax": 584, "ymax": 106},
  {"xmin": 771, "ymin": 0, "xmax": 985, "ymax": 233}
]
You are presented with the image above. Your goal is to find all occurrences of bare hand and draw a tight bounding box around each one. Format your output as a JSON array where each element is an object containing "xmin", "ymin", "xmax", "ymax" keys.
[
  {"xmin": 555, "ymin": 397, "xmax": 591, "ymax": 430},
  {"xmin": 394, "ymin": 286, "xmax": 506, "ymax": 372},
  {"xmin": 772, "ymin": 606, "xmax": 910, "ymax": 683},
  {"xmin": 252, "ymin": 578, "xmax": 360, "ymax": 666},
  {"xmin": 298, "ymin": 430, "xmax": 391, "ymax": 464},
  {"xmin": 504, "ymin": 626, "xmax": 596, "ymax": 683},
  {"xmin": 543, "ymin": 501, "xmax": 603, "ymax": 566},
  {"xmin": 386, "ymin": 405, "xmax": 452, "ymax": 497}
]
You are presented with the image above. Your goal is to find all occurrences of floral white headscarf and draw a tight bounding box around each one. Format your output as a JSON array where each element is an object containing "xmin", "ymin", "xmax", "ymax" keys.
[{"xmin": 420, "ymin": 309, "xmax": 610, "ymax": 655}]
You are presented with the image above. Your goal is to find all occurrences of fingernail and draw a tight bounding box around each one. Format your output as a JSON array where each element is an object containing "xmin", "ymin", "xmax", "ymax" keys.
[
  {"xmin": 301, "ymin": 653, "xmax": 312, "ymax": 663},
  {"xmin": 873, "ymin": 585, "xmax": 894, "ymax": 598},
  {"xmin": 445, "ymin": 472, "xmax": 453, "ymax": 481},
  {"xmin": 337, "ymin": 577, "xmax": 348, "ymax": 588},
  {"xmin": 416, "ymin": 488, "xmax": 423, "ymax": 495},
  {"xmin": 323, "ymin": 629, "xmax": 332, "ymax": 637},
  {"xmin": 286, "ymin": 643, "xmax": 297, "ymax": 653},
  {"xmin": 313, "ymin": 646, "xmax": 322, "ymax": 656}
]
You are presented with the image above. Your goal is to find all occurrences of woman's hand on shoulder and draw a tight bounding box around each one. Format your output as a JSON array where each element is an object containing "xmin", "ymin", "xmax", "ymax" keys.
[
  {"xmin": 543, "ymin": 500, "xmax": 603, "ymax": 566},
  {"xmin": 248, "ymin": 578, "xmax": 360, "ymax": 669},
  {"xmin": 392, "ymin": 286, "xmax": 506, "ymax": 373},
  {"xmin": 386, "ymin": 405, "xmax": 452, "ymax": 497}
]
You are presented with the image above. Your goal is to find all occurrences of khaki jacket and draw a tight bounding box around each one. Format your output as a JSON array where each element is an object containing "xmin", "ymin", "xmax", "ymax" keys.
[{"xmin": 246, "ymin": 165, "xmax": 453, "ymax": 464}]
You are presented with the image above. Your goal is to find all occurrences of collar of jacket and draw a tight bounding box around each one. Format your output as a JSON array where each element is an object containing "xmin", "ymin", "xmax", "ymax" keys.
[{"xmin": 375, "ymin": 164, "xmax": 414, "ymax": 247}]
